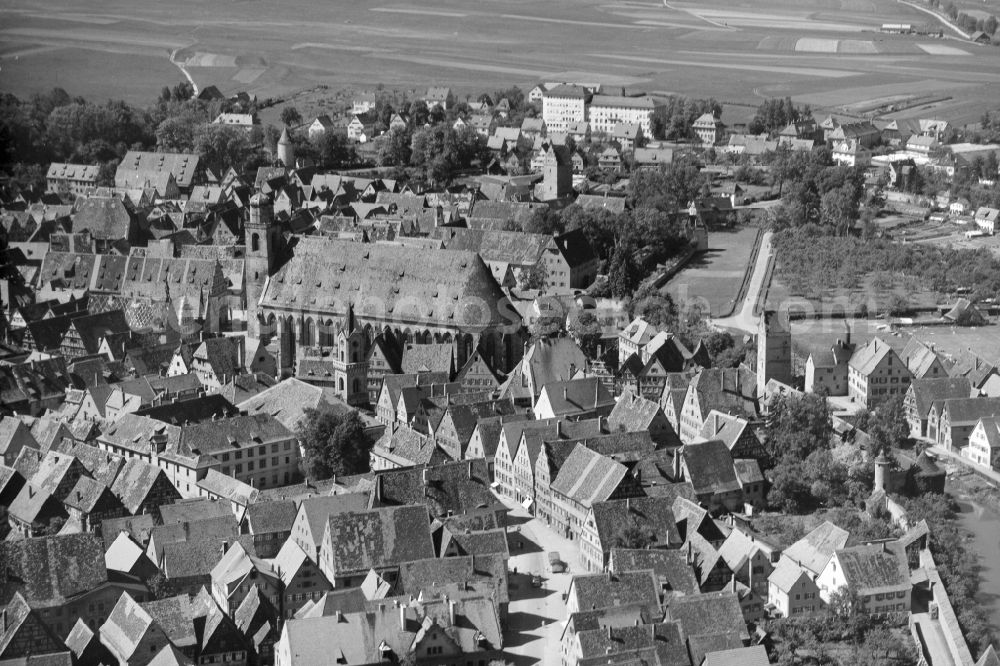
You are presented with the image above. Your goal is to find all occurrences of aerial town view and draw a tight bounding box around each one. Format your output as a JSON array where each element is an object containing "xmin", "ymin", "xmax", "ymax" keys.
[{"xmin": 3, "ymin": 0, "xmax": 1000, "ymax": 663}]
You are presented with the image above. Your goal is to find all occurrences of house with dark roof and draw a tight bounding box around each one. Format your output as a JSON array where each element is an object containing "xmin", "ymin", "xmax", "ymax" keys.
[
  {"xmin": 395, "ymin": 554, "xmax": 510, "ymax": 619},
  {"xmin": 289, "ymin": 493, "xmax": 370, "ymax": 562},
  {"xmin": 678, "ymin": 368, "xmax": 759, "ymax": 442},
  {"xmin": 805, "ymin": 325, "xmax": 856, "ymax": 396},
  {"xmin": 273, "ymin": 540, "xmax": 332, "ymax": 619},
  {"xmin": 549, "ymin": 444, "xmax": 641, "ymax": 542},
  {"xmin": 817, "ymin": 544, "xmax": 910, "ymax": 614},
  {"xmin": 565, "ymin": 570, "xmax": 660, "ymax": 615},
  {"xmin": 533, "ymin": 377, "xmax": 615, "ymax": 420},
  {"xmin": 0, "ymin": 535, "xmax": 148, "ymax": 638},
  {"xmin": 901, "ymin": 338, "xmax": 948, "ymax": 380},
  {"xmin": 0, "ymin": 416, "xmax": 38, "ymax": 466},
  {"xmin": 679, "ymin": 440, "xmax": 743, "ymax": 513},
  {"xmin": 571, "ymin": 621, "xmax": 688, "ymax": 666},
  {"xmin": 242, "ymin": 499, "xmax": 297, "ymax": 558},
  {"xmin": 903, "ymin": 377, "xmax": 974, "ymax": 438},
  {"xmin": 64, "ymin": 475, "xmax": 125, "ymax": 533},
  {"xmin": 100, "ymin": 592, "xmax": 172, "ymax": 666},
  {"xmin": 65, "ymin": 617, "xmax": 116, "ymax": 666},
  {"xmin": 110, "ymin": 458, "xmax": 180, "ymax": 519},
  {"xmin": 667, "ymin": 591, "xmax": 749, "ymax": 665},
  {"xmin": 697, "ymin": 411, "xmax": 765, "ymax": 462},
  {"xmin": 318, "ymin": 505, "xmax": 435, "ymax": 588},
  {"xmin": 966, "ymin": 417, "xmax": 1000, "ymax": 470},
  {"xmin": 848, "ymin": 337, "xmax": 912, "ymax": 408},
  {"xmin": 369, "ymin": 459, "xmax": 504, "ymax": 522},
  {"xmin": 934, "ymin": 397, "xmax": 1000, "ymax": 451},
  {"xmin": 211, "ymin": 541, "xmax": 281, "ymax": 615},
  {"xmin": 115, "ymin": 151, "xmax": 205, "ymax": 194},
  {"xmin": 72, "ymin": 197, "xmax": 142, "ymax": 251},
  {"xmin": 0, "ymin": 593, "xmax": 66, "ymax": 662},
  {"xmin": 606, "ymin": 389, "xmax": 680, "ymax": 449},
  {"xmin": 581, "ymin": 496, "xmax": 681, "ymax": 572},
  {"xmin": 608, "ymin": 548, "xmax": 699, "ymax": 599},
  {"xmin": 141, "ymin": 589, "xmax": 248, "ymax": 666},
  {"xmin": 234, "ymin": 586, "xmax": 279, "ymax": 666},
  {"xmin": 7, "ymin": 483, "xmax": 67, "ymax": 538}
]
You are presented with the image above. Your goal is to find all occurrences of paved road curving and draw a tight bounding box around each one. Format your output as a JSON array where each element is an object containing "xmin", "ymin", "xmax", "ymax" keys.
[{"xmin": 711, "ymin": 230, "xmax": 773, "ymax": 334}]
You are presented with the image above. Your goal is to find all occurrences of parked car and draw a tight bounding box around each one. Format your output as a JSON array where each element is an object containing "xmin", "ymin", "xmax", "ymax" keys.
[{"xmin": 548, "ymin": 551, "xmax": 565, "ymax": 573}]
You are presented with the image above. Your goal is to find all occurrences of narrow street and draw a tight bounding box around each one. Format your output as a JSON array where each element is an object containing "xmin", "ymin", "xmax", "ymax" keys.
[{"xmin": 500, "ymin": 495, "xmax": 582, "ymax": 666}]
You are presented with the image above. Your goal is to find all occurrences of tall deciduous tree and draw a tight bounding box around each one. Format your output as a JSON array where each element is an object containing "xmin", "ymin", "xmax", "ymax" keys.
[{"xmin": 297, "ymin": 408, "xmax": 371, "ymax": 480}]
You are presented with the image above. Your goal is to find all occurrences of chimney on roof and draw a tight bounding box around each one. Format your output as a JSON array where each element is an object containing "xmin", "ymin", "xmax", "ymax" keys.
[
  {"xmin": 335, "ymin": 609, "xmax": 344, "ymax": 622},
  {"xmin": 598, "ymin": 415, "xmax": 605, "ymax": 433},
  {"xmin": 607, "ymin": 624, "xmax": 612, "ymax": 640},
  {"xmin": 399, "ymin": 603, "xmax": 406, "ymax": 632},
  {"xmin": 467, "ymin": 460, "xmax": 474, "ymax": 479},
  {"xmin": 686, "ymin": 541, "xmax": 692, "ymax": 564},
  {"xmin": 422, "ymin": 468, "xmax": 430, "ymax": 485},
  {"xmin": 563, "ymin": 387, "xmax": 568, "ymax": 401},
  {"xmin": 731, "ymin": 574, "xmax": 737, "ymax": 593},
  {"xmin": 556, "ymin": 420, "xmax": 562, "ymax": 438},
  {"xmin": 448, "ymin": 599, "xmax": 456, "ymax": 625}
]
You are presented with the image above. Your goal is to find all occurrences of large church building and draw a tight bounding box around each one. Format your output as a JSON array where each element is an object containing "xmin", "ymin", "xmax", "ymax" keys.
[{"xmin": 244, "ymin": 193, "xmax": 526, "ymax": 378}]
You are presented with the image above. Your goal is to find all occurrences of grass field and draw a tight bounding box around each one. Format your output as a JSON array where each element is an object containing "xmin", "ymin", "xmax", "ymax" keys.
[
  {"xmin": 663, "ymin": 227, "xmax": 761, "ymax": 317},
  {"xmin": 791, "ymin": 318, "xmax": 1000, "ymax": 365},
  {"xmin": 1, "ymin": 0, "xmax": 999, "ymax": 125}
]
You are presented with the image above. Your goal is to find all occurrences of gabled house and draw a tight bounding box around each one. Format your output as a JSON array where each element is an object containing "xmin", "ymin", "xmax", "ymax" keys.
[
  {"xmin": 848, "ymin": 337, "xmax": 912, "ymax": 407},
  {"xmin": 817, "ymin": 544, "xmax": 910, "ymax": 613},
  {"xmin": 211, "ymin": 541, "xmax": 281, "ymax": 615},
  {"xmin": 273, "ymin": 539, "xmax": 332, "ymax": 619},
  {"xmin": 533, "ymin": 377, "xmax": 615, "ymax": 420},
  {"xmin": 903, "ymin": 377, "xmax": 974, "ymax": 438},
  {"xmin": 901, "ymin": 338, "xmax": 948, "ymax": 379},
  {"xmin": 318, "ymin": 504, "xmax": 434, "ymax": 588},
  {"xmin": 678, "ymin": 440, "xmax": 743, "ymax": 513},
  {"xmin": 581, "ymin": 496, "xmax": 681, "ymax": 572},
  {"xmin": 935, "ymin": 397, "xmax": 1000, "ymax": 451},
  {"xmin": 141, "ymin": 589, "xmax": 249, "ymax": 666},
  {"xmin": 100, "ymin": 592, "xmax": 172, "ymax": 666},
  {"xmin": 0, "ymin": 594, "xmax": 65, "ymax": 661},
  {"xmin": 607, "ymin": 389, "xmax": 680, "ymax": 449},
  {"xmin": 289, "ymin": 493, "xmax": 371, "ymax": 562},
  {"xmin": 966, "ymin": 417, "xmax": 1000, "ymax": 470}
]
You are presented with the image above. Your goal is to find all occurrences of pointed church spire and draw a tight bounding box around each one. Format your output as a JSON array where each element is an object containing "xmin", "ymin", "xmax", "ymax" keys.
[{"xmin": 346, "ymin": 301, "xmax": 356, "ymax": 334}]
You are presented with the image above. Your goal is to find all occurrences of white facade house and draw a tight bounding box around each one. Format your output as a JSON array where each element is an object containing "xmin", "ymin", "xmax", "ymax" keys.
[
  {"xmin": 588, "ymin": 95, "xmax": 661, "ymax": 136},
  {"xmin": 964, "ymin": 417, "xmax": 1000, "ymax": 469},
  {"xmin": 543, "ymin": 85, "xmax": 589, "ymax": 133}
]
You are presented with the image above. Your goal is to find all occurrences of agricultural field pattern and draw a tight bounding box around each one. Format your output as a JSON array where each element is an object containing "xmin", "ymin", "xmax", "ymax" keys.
[{"xmin": 1, "ymin": 0, "xmax": 999, "ymax": 123}]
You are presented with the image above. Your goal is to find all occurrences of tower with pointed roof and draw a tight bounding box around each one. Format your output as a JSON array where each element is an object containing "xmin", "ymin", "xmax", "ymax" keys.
[
  {"xmin": 332, "ymin": 303, "xmax": 369, "ymax": 406},
  {"xmin": 277, "ymin": 128, "xmax": 295, "ymax": 168},
  {"xmin": 757, "ymin": 310, "xmax": 792, "ymax": 397}
]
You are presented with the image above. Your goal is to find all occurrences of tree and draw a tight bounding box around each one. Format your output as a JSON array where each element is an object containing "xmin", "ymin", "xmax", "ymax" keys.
[
  {"xmin": 612, "ymin": 524, "xmax": 657, "ymax": 549},
  {"xmin": 857, "ymin": 395, "xmax": 909, "ymax": 456},
  {"xmin": 146, "ymin": 572, "xmax": 170, "ymax": 600},
  {"xmin": 569, "ymin": 311, "xmax": 603, "ymax": 358},
  {"xmin": 194, "ymin": 124, "xmax": 254, "ymax": 175},
  {"xmin": 297, "ymin": 408, "xmax": 372, "ymax": 480},
  {"xmin": 375, "ymin": 127, "xmax": 412, "ymax": 167},
  {"xmin": 280, "ymin": 106, "xmax": 302, "ymax": 127},
  {"xmin": 765, "ymin": 392, "xmax": 832, "ymax": 463},
  {"xmin": 522, "ymin": 207, "xmax": 563, "ymax": 235},
  {"xmin": 314, "ymin": 130, "xmax": 355, "ymax": 167},
  {"xmin": 518, "ymin": 262, "xmax": 548, "ymax": 291}
]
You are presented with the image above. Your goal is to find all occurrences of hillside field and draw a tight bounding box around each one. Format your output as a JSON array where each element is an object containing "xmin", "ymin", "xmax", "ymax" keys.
[{"xmin": 1, "ymin": 0, "xmax": 999, "ymax": 124}]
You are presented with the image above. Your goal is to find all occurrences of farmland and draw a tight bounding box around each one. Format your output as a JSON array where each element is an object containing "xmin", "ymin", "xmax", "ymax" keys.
[{"xmin": 1, "ymin": 0, "xmax": 999, "ymax": 125}]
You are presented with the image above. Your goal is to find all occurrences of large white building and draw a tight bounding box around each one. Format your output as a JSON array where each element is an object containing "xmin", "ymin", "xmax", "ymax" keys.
[
  {"xmin": 542, "ymin": 85, "xmax": 589, "ymax": 133},
  {"xmin": 588, "ymin": 95, "xmax": 662, "ymax": 136}
]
